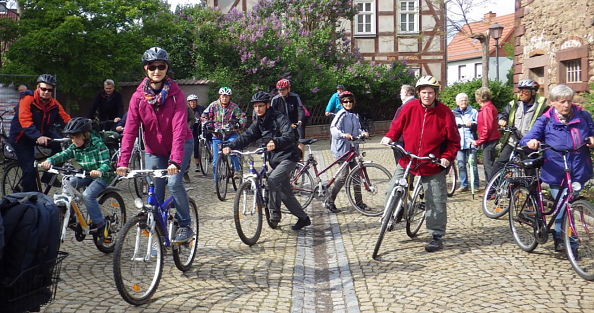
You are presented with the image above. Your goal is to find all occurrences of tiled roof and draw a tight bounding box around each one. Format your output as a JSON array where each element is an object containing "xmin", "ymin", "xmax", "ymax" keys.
[
  {"xmin": 119, "ymin": 78, "xmax": 211, "ymax": 86},
  {"xmin": 447, "ymin": 13, "xmax": 515, "ymax": 62}
]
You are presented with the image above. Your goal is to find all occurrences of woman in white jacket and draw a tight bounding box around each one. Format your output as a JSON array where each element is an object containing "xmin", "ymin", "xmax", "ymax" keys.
[{"xmin": 327, "ymin": 91, "xmax": 369, "ymax": 213}]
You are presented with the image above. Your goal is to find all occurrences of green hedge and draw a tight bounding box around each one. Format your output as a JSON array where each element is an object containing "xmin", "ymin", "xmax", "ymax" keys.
[{"xmin": 440, "ymin": 79, "xmax": 514, "ymax": 112}]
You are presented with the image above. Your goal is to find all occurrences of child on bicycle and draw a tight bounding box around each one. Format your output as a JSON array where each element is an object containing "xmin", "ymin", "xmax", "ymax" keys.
[
  {"xmin": 41, "ymin": 117, "xmax": 114, "ymax": 245},
  {"xmin": 327, "ymin": 91, "xmax": 369, "ymax": 213}
]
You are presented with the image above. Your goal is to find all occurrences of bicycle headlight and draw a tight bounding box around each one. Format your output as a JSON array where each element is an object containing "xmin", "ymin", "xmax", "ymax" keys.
[
  {"xmin": 571, "ymin": 182, "xmax": 582, "ymax": 192},
  {"xmin": 361, "ymin": 151, "xmax": 366, "ymax": 157},
  {"xmin": 398, "ymin": 178, "xmax": 408, "ymax": 186},
  {"xmin": 134, "ymin": 198, "xmax": 144, "ymax": 209}
]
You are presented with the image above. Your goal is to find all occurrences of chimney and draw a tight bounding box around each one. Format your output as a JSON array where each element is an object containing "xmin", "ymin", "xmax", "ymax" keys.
[{"xmin": 484, "ymin": 12, "xmax": 496, "ymax": 21}]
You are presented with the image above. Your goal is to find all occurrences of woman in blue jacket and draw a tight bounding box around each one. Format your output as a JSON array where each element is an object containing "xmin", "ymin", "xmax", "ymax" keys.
[{"xmin": 520, "ymin": 84, "xmax": 594, "ymax": 252}]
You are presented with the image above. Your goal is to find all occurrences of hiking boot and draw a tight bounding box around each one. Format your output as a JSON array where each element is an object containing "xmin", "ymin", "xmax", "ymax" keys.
[
  {"xmin": 270, "ymin": 210, "xmax": 281, "ymax": 222},
  {"xmin": 326, "ymin": 203, "xmax": 341, "ymax": 213},
  {"xmin": 291, "ymin": 216, "xmax": 311, "ymax": 230},
  {"xmin": 457, "ymin": 186, "xmax": 469, "ymax": 193},
  {"xmin": 425, "ymin": 236, "xmax": 443, "ymax": 252},
  {"xmin": 174, "ymin": 226, "xmax": 194, "ymax": 243},
  {"xmin": 92, "ymin": 220, "xmax": 110, "ymax": 245}
]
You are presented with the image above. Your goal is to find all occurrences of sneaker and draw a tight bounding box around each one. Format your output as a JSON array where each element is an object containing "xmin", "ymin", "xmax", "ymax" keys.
[
  {"xmin": 270, "ymin": 210, "xmax": 281, "ymax": 222},
  {"xmin": 233, "ymin": 171, "xmax": 241, "ymax": 180},
  {"xmin": 291, "ymin": 216, "xmax": 311, "ymax": 230},
  {"xmin": 174, "ymin": 226, "xmax": 194, "ymax": 243},
  {"xmin": 358, "ymin": 203, "xmax": 371, "ymax": 211},
  {"xmin": 456, "ymin": 186, "xmax": 469, "ymax": 193},
  {"xmin": 194, "ymin": 166, "xmax": 200, "ymax": 173},
  {"xmin": 92, "ymin": 220, "xmax": 109, "ymax": 245},
  {"xmin": 183, "ymin": 172, "xmax": 191, "ymax": 182},
  {"xmin": 326, "ymin": 203, "xmax": 341, "ymax": 213},
  {"xmin": 425, "ymin": 236, "xmax": 443, "ymax": 252}
]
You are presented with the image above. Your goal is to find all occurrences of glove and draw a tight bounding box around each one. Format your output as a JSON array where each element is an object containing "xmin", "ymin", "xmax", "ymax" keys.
[{"xmin": 380, "ymin": 136, "xmax": 392, "ymax": 145}]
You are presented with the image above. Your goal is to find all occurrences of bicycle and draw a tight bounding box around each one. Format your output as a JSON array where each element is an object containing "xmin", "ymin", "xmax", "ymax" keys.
[
  {"xmin": 508, "ymin": 142, "xmax": 594, "ymax": 280},
  {"xmin": 372, "ymin": 143, "xmax": 441, "ymax": 260},
  {"xmin": 113, "ymin": 169, "xmax": 199, "ymax": 305},
  {"xmin": 230, "ymin": 146, "xmax": 281, "ymax": 245},
  {"xmin": 198, "ymin": 123, "xmax": 213, "ymax": 176},
  {"xmin": 290, "ymin": 136, "xmax": 391, "ymax": 216},
  {"xmin": 358, "ymin": 112, "xmax": 376, "ymax": 137},
  {"xmin": 208, "ymin": 120, "xmax": 243, "ymax": 201},
  {"xmin": 37, "ymin": 162, "xmax": 126, "ymax": 253},
  {"xmin": 445, "ymin": 162, "xmax": 458, "ymax": 197},
  {"xmin": 482, "ymin": 126, "xmax": 526, "ymax": 219}
]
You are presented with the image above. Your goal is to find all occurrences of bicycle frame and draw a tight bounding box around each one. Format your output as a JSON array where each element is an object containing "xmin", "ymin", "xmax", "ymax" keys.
[{"xmin": 236, "ymin": 148, "xmax": 268, "ymax": 211}]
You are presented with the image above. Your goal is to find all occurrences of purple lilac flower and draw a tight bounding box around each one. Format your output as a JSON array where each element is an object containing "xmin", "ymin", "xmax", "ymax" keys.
[
  {"xmin": 261, "ymin": 57, "xmax": 268, "ymax": 66},
  {"xmin": 402, "ymin": 60, "xmax": 407, "ymax": 65},
  {"xmin": 312, "ymin": 87, "xmax": 319, "ymax": 93},
  {"xmin": 157, "ymin": 37, "xmax": 162, "ymax": 41},
  {"xmin": 409, "ymin": 70, "xmax": 416, "ymax": 75}
]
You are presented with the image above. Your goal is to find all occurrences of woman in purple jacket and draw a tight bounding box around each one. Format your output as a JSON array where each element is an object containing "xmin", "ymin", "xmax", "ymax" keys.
[
  {"xmin": 520, "ymin": 84, "xmax": 594, "ymax": 252},
  {"xmin": 116, "ymin": 47, "xmax": 194, "ymax": 243}
]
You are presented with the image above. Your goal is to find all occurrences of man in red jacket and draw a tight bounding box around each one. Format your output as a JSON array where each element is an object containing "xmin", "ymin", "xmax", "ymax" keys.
[{"xmin": 380, "ymin": 75, "xmax": 460, "ymax": 252}]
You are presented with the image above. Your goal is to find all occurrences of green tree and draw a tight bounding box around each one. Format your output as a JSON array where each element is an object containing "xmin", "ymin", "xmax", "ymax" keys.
[{"xmin": 440, "ymin": 78, "xmax": 513, "ymax": 112}]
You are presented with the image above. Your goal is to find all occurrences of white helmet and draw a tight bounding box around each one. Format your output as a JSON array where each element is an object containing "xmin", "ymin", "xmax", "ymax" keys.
[
  {"xmin": 187, "ymin": 94, "xmax": 198, "ymax": 101},
  {"xmin": 218, "ymin": 87, "xmax": 232, "ymax": 95}
]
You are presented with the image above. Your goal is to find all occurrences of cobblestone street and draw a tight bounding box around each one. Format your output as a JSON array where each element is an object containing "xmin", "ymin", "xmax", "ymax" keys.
[{"xmin": 42, "ymin": 138, "xmax": 594, "ymax": 312}]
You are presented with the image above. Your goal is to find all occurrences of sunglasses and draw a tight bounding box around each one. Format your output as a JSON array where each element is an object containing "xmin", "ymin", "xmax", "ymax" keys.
[
  {"xmin": 39, "ymin": 87, "xmax": 54, "ymax": 92},
  {"xmin": 147, "ymin": 64, "xmax": 167, "ymax": 71},
  {"xmin": 342, "ymin": 100, "xmax": 353, "ymax": 104}
]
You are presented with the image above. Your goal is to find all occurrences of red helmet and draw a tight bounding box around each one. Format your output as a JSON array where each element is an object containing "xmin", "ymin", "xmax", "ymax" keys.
[
  {"xmin": 339, "ymin": 91, "xmax": 354, "ymax": 99},
  {"xmin": 276, "ymin": 78, "xmax": 291, "ymax": 89}
]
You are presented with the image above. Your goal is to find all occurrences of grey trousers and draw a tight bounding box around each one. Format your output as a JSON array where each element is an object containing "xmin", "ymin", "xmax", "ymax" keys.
[
  {"xmin": 385, "ymin": 164, "xmax": 448, "ymax": 236},
  {"xmin": 268, "ymin": 159, "xmax": 308, "ymax": 220},
  {"xmin": 329, "ymin": 160, "xmax": 362, "ymax": 205}
]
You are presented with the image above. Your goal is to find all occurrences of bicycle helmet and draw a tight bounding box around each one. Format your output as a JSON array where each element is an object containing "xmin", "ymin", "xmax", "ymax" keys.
[
  {"xmin": 187, "ymin": 94, "xmax": 198, "ymax": 101},
  {"xmin": 142, "ymin": 47, "xmax": 170, "ymax": 65},
  {"xmin": 37, "ymin": 74, "xmax": 57, "ymax": 86},
  {"xmin": 517, "ymin": 78, "xmax": 539, "ymax": 91},
  {"xmin": 336, "ymin": 84, "xmax": 345, "ymax": 90},
  {"xmin": 250, "ymin": 91, "xmax": 271, "ymax": 103},
  {"xmin": 218, "ymin": 87, "xmax": 232, "ymax": 95},
  {"xmin": 339, "ymin": 90, "xmax": 354, "ymax": 100},
  {"xmin": 415, "ymin": 75, "xmax": 440, "ymax": 89},
  {"xmin": 276, "ymin": 78, "xmax": 291, "ymax": 89},
  {"xmin": 63, "ymin": 117, "xmax": 92, "ymax": 135}
]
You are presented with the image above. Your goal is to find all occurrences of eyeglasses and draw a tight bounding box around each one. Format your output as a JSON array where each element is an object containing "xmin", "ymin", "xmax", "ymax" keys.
[
  {"xmin": 342, "ymin": 100, "xmax": 353, "ymax": 104},
  {"xmin": 147, "ymin": 64, "xmax": 167, "ymax": 71},
  {"xmin": 518, "ymin": 89, "xmax": 532, "ymax": 94},
  {"xmin": 39, "ymin": 87, "xmax": 53, "ymax": 93}
]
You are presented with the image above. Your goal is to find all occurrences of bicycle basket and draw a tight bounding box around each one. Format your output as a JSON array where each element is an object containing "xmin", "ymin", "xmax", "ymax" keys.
[{"xmin": 0, "ymin": 251, "xmax": 68, "ymax": 313}]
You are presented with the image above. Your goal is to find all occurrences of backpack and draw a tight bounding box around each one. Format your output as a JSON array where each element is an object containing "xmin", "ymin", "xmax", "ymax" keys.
[{"xmin": 0, "ymin": 192, "xmax": 61, "ymax": 312}]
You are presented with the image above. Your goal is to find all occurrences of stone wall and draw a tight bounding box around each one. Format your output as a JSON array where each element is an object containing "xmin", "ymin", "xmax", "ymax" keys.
[{"xmin": 514, "ymin": 0, "xmax": 594, "ymax": 94}]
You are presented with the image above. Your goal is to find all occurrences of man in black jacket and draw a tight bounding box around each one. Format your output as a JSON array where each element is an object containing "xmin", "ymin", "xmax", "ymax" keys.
[
  {"xmin": 87, "ymin": 79, "xmax": 124, "ymax": 131},
  {"xmin": 223, "ymin": 91, "xmax": 311, "ymax": 231}
]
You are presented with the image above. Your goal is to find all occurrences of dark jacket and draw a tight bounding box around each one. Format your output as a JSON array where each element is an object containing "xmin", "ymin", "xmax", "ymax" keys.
[
  {"xmin": 87, "ymin": 90, "xmax": 124, "ymax": 130},
  {"xmin": 498, "ymin": 94, "xmax": 547, "ymax": 146},
  {"xmin": 191, "ymin": 105, "xmax": 206, "ymax": 136},
  {"xmin": 271, "ymin": 92, "xmax": 305, "ymax": 124},
  {"xmin": 228, "ymin": 107, "xmax": 300, "ymax": 168},
  {"xmin": 9, "ymin": 90, "xmax": 71, "ymax": 144}
]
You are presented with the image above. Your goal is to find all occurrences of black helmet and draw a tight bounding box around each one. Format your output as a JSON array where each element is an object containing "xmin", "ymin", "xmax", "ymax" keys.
[
  {"xmin": 336, "ymin": 84, "xmax": 345, "ymax": 90},
  {"xmin": 142, "ymin": 47, "xmax": 170, "ymax": 65},
  {"xmin": 63, "ymin": 117, "xmax": 92, "ymax": 135},
  {"xmin": 250, "ymin": 91, "xmax": 271, "ymax": 103},
  {"xmin": 37, "ymin": 74, "xmax": 57, "ymax": 86}
]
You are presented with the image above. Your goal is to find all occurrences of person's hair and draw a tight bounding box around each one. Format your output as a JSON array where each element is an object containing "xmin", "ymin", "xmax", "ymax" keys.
[
  {"xmin": 549, "ymin": 84, "xmax": 575, "ymax": 102},
  {"xmin": 401, "ymin": 84, "xmax": 415, "ymax": 97},
  {"xmin": 104, "ymin": 79, "xmax": 115, "ymax": 86},
  {"xmin": 455, "ymin": 93, "xmax": 468, "ymax": 102},
  {"xmin": 474, "ymin": 87, "xmax": 492, "ymax": 102}
]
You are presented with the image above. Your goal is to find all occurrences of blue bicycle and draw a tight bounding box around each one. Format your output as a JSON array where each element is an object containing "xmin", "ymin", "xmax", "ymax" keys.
[{"xmin": 112, "ymin": 169, "xmax": 199, "ymax": 305}]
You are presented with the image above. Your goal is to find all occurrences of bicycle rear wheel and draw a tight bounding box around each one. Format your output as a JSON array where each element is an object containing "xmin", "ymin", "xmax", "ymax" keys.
[
  {"xmin": 372, "ymin": 190, "xmax": 403, "ymax": 260},
  {"xmin": 1, "ymin": 162, "xmax": 22, "ymax": 196},
  {"xmin": 483, "ymin": 166, "xmax": 521, "ymax": 218},
  {"xmin": 367, "ymin": 119, "xmax": 376, "ymax": 137},
  {"xmin": 94, "ymin": 191, "xmax": 127, "ymax": 254},
  {"xmin": 564, "ymin": 199, "xmax": 594, "ymax": 281},
  {"xmin": 345, "ymin": 163, "xmax": 391, "ymax": 216},
  {"xmin": 508, "ymin": 186, "xmax": 538, "ymax": 252},
  {"xmin": 290, "ymin": 163, "xmax": 314, "ymax": 211},
  {"xmin": 234, "ymin": 181, "xmax": 263, "ymax": 246},
  {"xmin": 113, "ymin": 214, "xmax": 164, "ymax": 305},
  {"xmin": 199, "ymin": 140, "xmax": 211, "ymax": 176},
  {"xmin": 215, "ymin": 156, "xmax": 229, "ymax": 201},
  {"xmin": 173, "ymin": 198, "xmax": 199, "ymax": 271},
  {"xmin": 446, "ymin": 164, "xmax": 457, "ymax": 197},
  {"xmin": 406, "ymin": 182, "xmax": 426, "ymax": 238}
]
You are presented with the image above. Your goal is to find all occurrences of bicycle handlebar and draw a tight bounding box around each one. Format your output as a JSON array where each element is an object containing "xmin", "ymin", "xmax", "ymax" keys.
[
  {"xmin": 120, "ymin": 169, "xmax": 169, "ymax": 179},
  {"xmin": 524, "ymin": 142, "xmax": 590, "ymax": 158},
  {"xmin": 229, "ymin": 147, "xmax": 266, "ymax": 156},
  {"xmin": 35, "ymin": 161, "xmax": 101, "ymax": 178},
  {"xmin": 382, "ymin": 142, "xmax": 442, "ymax": 165}
]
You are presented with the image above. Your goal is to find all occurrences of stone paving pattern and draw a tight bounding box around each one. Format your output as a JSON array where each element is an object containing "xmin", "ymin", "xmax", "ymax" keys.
[{"xmin": 39, "ymin": 138, "xmax": 594, "ymax": 312}]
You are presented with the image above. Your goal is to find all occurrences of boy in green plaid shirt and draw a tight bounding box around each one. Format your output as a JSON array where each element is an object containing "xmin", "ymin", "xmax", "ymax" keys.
[{"xmin": 41, "ymin": 117, "xmax": 114, "ymax": 244}]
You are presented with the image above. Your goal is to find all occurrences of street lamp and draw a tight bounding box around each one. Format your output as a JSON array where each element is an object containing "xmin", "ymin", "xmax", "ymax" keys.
[{"xmin": 489, "ymin": 22, "xmax": 504, "ymax": 82}]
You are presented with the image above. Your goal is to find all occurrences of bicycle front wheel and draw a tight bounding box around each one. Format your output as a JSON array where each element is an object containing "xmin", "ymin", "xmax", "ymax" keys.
[
  {"xmin": 564, "ymin": 199, "xmax": 594, "ymax": 280},
  {"xmin": 1, "ymin": 162, "xmax": 23, "ymax": 196},
  {"xmin": 373, "ymin": 189, "xmax": 403, "ymax": 260},
  {"xmin": 446, "ymin": 164, "xmax": 457, "ymax": 197},
  {"xmin": 215, "ymin": 156, "xmax": 229, "ymax": 201},
  {"xmin": 234, "ymin": 181, "xmax": 263, "ymax": 246},
  {"xmin": 173, "ymin": 198, "xmax": 199, "ymax": 272},
  {"xmin": 290, "ymin": 163, "xmax": 314, "ymax": 211},
  {"xmin": 508, "ymin": 186, "xmax": 538, "ymax": 252},
  {"xmin": 95, "ymin": 191, "xmax": 127, "ymax": 254},
  {"xmin": 130, "ymin": 151, "xmax": 148, "ymax": 198},
  {"xmin": 483, "ymin": 166, "xmax": 521, "ymax": 219},
  {"xmin": 199, "ymin": 140, "xmax": 211, "ymax": 176},
  {"xmin": 346, "ymin": 163, "xmax": 392, "ymax": 216},
  {"xmin": 406, "ymin": 182, "xmax": 426, "ymax": 238},
  {"xmin": 113, "ymin": 214, "xmax": 164, "ymax": 306}
]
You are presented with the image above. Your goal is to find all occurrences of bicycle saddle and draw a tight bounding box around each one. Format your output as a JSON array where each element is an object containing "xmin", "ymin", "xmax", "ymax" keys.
[
  {"xmin": 522, "ymin": 157, "xmax": 544, "ymax": 169},
  {"xmin": 299, "ymin": 138, "xmax": 318, "ymax": 145}
]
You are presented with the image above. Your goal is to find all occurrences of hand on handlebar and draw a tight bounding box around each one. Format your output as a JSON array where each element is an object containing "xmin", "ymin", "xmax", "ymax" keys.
[
  {"xmin": 587, "ymin": 136, "xmax": 594, "ymax": 148},
  {"xmin": 343, "ymin": 133, "xmax": 353, "ymax": 141},
  {"xmin": 380, "ymin": 136, "xmax": 392, "ymax": 145},
  {"xmin": 116, "ymin": 167, "xmax": 128, "ymax": 177},
  {"xmin": 37, "ymin": 136, "xmax": 51, "ymax": 146},
  {"xmin": 498, "ymin": 120, "xmax": 507, "ymax": 127},
  {"xmin": 439, "ymin": 158, "xmax": 450, "ymax": 168},
  {"xmin": 89, "ymin": 170, "xmax": 102, "ymax": 178},
  {"xmin": 222, "ymin": 147, "xmax": 231, "ymax": 155},
  {"xmin": 41, "ymin": 161, "xmax": 52, "ymax": 170},
  {"xmin": 267, "ymin": 140, "xmax": 275, "ymax": 151},
  {"xmin": 526, "ymin": 139, "xmax": 540, "ymax": 150},
  {"xmin": 360, "ymin": 132, "xmax": 369, "ymax": 139}
]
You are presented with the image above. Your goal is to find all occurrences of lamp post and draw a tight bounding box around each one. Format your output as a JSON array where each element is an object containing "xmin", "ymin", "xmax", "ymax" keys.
[{"xmin": 489, "ymin": 22, "xmax": 504, "ymax": 82}]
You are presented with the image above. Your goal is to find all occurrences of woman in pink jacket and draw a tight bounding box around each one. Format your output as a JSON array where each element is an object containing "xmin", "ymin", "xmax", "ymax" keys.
[{"xmin": 116, "ymin": 47, "xmax": 194, "ymax": 243}]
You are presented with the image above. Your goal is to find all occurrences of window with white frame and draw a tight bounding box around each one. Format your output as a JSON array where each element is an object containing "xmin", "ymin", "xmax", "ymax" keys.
[
  {"xmin": 475, "ymin": 63, "xmax": 482, "ymax": 78},
  {"xmin": 458, "ymin": 65, "xmax": 466, "ymax": 81},
  {"xmin": 354, "ymin": 0, "xmax": 376, "ymax": 37},
  {"xmin": 399, "ymin": 0, "xmax": 419, "ymax": 34},
  {"xmin": 564, "ymin": 59, "xmax": 581, "ymax": 83}
]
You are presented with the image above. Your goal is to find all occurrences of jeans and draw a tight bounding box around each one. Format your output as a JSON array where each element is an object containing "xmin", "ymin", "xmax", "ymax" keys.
[
  {"xmin": 550, "ymin": 185, "xmax": 580, "ymax": 243},
  {"xmin": 268, "ymin": 159, "xmax": 308, "ymax": 220},
  {"xmin": 69, "ymin": 177, "xmax": 108, "ymax": 225},
  {"xmin": 212, "ymin": 133, "xmax": 240, "ymax": 180},
  {"xmin": 385, "ymin": 164, "xmax": 448, "ymax": 236},
  {"xmin": 144, "ymin": 139, "xmax": 194, "ymax": 228},
  {"xmin": 456, "ymin": 149, "xmax": 479, "ymax": 188},
  {"xmin": 481, "ymin": 139, "xmax": 498, "ymax": 182}
]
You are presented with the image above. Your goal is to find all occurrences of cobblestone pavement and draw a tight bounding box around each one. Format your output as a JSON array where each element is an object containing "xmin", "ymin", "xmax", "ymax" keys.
[{"xmin": 40, "ymin": 138, "xmax": 594, "ymax": 312}]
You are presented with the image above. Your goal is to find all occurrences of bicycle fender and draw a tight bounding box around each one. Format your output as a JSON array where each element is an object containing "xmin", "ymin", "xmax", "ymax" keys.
[{"xmin": 185, "ymin": 187, "xmax": 194, "ymax": 192}]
